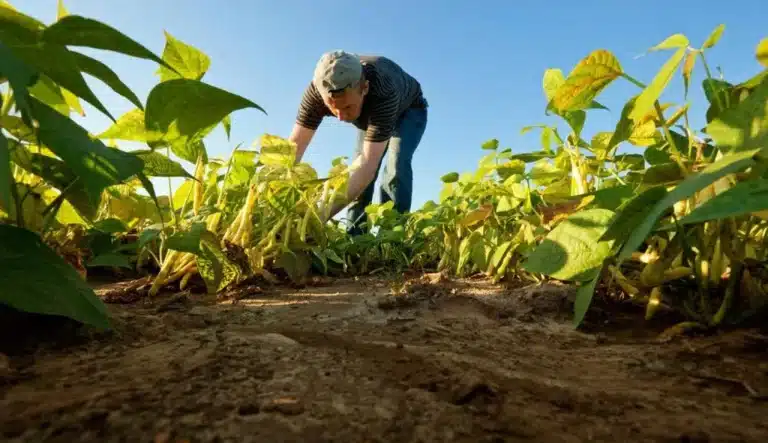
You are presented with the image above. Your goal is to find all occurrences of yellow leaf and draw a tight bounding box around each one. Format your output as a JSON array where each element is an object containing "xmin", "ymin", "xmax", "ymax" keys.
[
  {"xmin": 757, "ymin": 37, "xmax": 768, "ymax": 68},
  {"xmin": 459, "ymin": 204, "xmax": 492, "ymax": 227},
  {"xmin": 550, "ymin": 50, "xmax": 623, "ymax": 112}
]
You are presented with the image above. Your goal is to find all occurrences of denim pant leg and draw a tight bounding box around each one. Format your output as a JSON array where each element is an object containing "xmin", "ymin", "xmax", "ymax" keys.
[
  {"xmin": 380, "ymin": 107, "xmax": 428, "ymax": 214},
  {"xmin": 345, "ymin": 129, "xmax": 385, "ymax": 236}
]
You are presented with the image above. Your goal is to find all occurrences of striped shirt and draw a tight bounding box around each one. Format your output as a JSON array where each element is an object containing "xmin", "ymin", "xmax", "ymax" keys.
[{"xmin": 295, "ymin": 55, "xmax": 427, "ymax": 143}]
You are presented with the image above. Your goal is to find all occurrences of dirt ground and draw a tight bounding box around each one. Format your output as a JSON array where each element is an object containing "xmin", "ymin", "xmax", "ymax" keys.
[{"xmin": 2, "ymin": 273, "xmax": 768, "ymax": 443}]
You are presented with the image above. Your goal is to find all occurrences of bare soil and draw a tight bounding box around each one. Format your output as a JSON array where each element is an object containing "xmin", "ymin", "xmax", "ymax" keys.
[{"xmin": 2, "ymin": 274, "xmax": 768, "ymax": 442}]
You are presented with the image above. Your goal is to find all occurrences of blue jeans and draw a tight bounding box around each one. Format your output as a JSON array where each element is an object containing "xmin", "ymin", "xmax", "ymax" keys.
[{"xmin": 346, "ymin": 106, "xmax": 428, "ymax": 235}]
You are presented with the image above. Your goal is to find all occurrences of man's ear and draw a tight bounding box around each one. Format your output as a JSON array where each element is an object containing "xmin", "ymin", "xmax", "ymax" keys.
[{"xmin": 361, "ymin": 80, "xmax": 370, "ymax": 96}]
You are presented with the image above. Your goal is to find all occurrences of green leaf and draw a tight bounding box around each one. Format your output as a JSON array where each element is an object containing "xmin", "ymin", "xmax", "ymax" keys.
[
  {"xmin": 87, "ymin": 253, "xmax": 132, "ymax": 269},
  {"xmin": 705, "ymin": 75, "xmax": 768, "ymax": 154},
  {"xmin": 8, "ymin": 144, "xmax": 97, "ymax": 220},
  {"xmin": 0, "ymin": 6, "xmax": 45, "ymax": 46},
  {"xmin": 701, "ymin": 24, "xmax": 725, "ymax": 50},
  {"xmin": 0, "ymin": 41, "xmax": 37, "ymax": 122},
  {"xmin": 600, "ymin": 186, "xmax": 668, "ymax": 243},
  {"xmin": 522, "ymin": 208, "xmax": 616, "ymax": 281},
  {"xmin": 583, "ymin": 184, "xmax": 636, "ymax": 211},
  {"xmin": 97, "ymin": 108, "xmax": 163, "ymax": 143},
  {"xmin": 196, "ymin": 232, "xmax": 241, "ymax": 293},
  {"xmin": 650, "ymin": 33, "xmax": 690, "ymax": 51},
  {"xmin": 573, "ymin": 271, "xmax": 601, "ymax": 328},
  {"xmin": 629, "ymin": 47, "xmax": 686, "ymax": 122},
  {"xmin": 29, "ymin": 97, "xmax": 144, "ymax": 205},
  {"xmin": 71, "ymin": 51, "xmax": 143, "ymax": 110},
  {"xmin": 481, "ymin": 138, "xmax": 499, "ymax": 150},
  {"xmin": 645, "ymin": 147, "xmax": 672, "ymax": 165},
  {"xmin": 9, "ymin": 41, "xmax": 116, "ymax": 120},
  {"xmin": 758, "ymin": 38, "xmax": 768, "ymax": 68},
  {"xmin": 639, "ymin": 162, "xmax": 685, "ymax": 185},
  {"xmin": 131, "ymin": 150, "xmax": 193, "ymax": 178},
  {"xmin": 136, "ymin": 172, "xmax": 164, "ymax": 223},
  {"xmin": 144, "ymin": 78, "xmax": 265, "ymax": 148},
  {"xmin": 28, "ymin": 74, "xmax": 70, "ymax": 115},
  {"xmin": 156, "ymin": 31, "xmax": 211, "ymax": 81},
  {"xmin": 222, "ymin": 114, "xmax": 232, "ymax": 140},
  {"xmin": 678, "ymin": 178, "xmax": 768, "ymax": 225},
  {"xmin": 441, "ymin": 172, "xmax": 460, "ymax": 183},
  {"xmin": 549, "ymin": 49, "xmax": 623, "ymax": 112},
  {"xmin": 138, "ymin": 228, "xmax": 161, "ymax": 247},
  {"xmin": 0, "ymin": 224, "xmax": 111, "ymax": 329},
  {"xmin": 224, "ymin": 150, "xmax": 257, "ymax": 188},
  {"xmin": 0, "ymin": 132, "xmax": 11, "ymax": 212},
  {"xmin": 42, "ymin": 15, "xmax": 172, "ymax": 70},
  {"xmin": 92, "ymin": 217, "xmax": 127, "ymax": 233},
  {"xmin": 166, "ymin": 222, "xmax": 208, "ymax": 254},
  {"xmin": 529, "ymin": 159, "xmax": 565, "ymax": 186},
  {"xmin": 274, "ymin": 249, "xmax": 311, "ymax": 284},
  {"xmin": 509, "ymin": 152, "xmax": 556, "ymax": 163},
  {"xmin": 617, "ymin": 148, "xmax": 761, "ymax": 261}
]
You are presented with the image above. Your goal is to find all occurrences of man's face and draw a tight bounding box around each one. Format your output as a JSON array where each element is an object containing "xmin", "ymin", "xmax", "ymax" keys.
[{"xmin": 324, "ymin": 81, "xmax": 368, "ymax": 122}]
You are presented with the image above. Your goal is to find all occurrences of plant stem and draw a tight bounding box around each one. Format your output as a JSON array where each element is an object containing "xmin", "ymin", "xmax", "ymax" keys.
[
  {"xmin": 621, "ymin": 73, "xmax": 646, "ymax": 89},
  {"xmin": 653, "ymin": 101, "xmax": 688, "ymax": 174}
]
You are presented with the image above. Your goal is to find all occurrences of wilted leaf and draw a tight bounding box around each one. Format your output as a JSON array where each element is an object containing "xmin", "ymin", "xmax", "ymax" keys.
[{"xmin": 0, "ymin": 224, "xmax": 111, "ymax": 329}]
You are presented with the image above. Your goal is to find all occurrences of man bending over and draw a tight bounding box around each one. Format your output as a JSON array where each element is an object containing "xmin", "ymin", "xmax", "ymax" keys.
[{"xmin": 288, "ymin": 50, "xmax": 428, "ymax": 235}]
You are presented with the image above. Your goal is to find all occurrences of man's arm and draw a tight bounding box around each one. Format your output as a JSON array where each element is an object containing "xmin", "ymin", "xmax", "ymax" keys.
[
  {"xmin": 322, "ymin": 138, "xmax": 388, "ymax": 221},
  {"xmin": 288, "ymin": 123, "xmax": 316, "ymax": 163}
]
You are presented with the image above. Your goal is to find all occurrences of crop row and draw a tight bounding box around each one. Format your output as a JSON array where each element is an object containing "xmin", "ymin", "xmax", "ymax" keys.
[{"xmin": 1, "ymin": 2, "xmax": 768, "ymax": 332}]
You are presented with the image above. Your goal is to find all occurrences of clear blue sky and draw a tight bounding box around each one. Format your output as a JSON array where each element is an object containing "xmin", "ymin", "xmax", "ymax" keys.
[{"xmin": 18, "ymin": 0, "xmax": 768, "ymax": 213}]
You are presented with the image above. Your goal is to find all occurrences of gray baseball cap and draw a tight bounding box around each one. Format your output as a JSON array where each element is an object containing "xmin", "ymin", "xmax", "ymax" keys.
[{"xmin": 313, "ymin": 50, "xmax": 363, "ymax": 97}]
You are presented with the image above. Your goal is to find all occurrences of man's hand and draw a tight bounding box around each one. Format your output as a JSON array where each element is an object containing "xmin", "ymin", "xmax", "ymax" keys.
[{"xmin": 321, "ymin": 138, "xmax": 388, "ymax": 221}]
